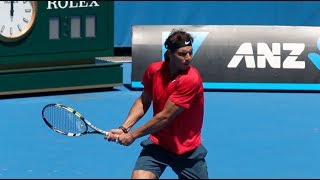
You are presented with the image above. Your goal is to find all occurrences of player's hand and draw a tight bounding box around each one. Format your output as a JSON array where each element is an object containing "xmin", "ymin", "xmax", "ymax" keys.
[
  {"xmin": 117, "ymin": 133, "xmax": 135, "ymax": 146},
  {"xmin": 104, "ymin": 128, "xmax": 123, "ymax": 142}
]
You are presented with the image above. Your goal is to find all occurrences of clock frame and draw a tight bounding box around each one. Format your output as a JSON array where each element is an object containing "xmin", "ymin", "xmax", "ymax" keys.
[{"xmin": 0, "ymin": 1, "xmax": 38, "ymax": 43}]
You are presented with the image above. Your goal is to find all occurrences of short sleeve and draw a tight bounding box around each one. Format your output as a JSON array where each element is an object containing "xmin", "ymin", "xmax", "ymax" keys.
[{"xmin": 169, "ymin": 75, "xmax": 202, "ymax": 109}]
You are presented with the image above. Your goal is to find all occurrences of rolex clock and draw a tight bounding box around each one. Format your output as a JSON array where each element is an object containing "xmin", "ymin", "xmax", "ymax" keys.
[{"xmin": 0, "ymin": 1, "xmax": 37, "ymax": 43}]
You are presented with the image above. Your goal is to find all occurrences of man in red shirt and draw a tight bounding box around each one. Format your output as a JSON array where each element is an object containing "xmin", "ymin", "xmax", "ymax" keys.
[{"xmin": 105, "ymin": 29, "xmax": 208, "ymax": 179}]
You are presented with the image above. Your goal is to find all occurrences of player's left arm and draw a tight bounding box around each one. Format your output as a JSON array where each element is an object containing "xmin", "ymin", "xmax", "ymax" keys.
[{"xmin": 119, "ymin": 100, "xmax": 184, "ymax": 146}]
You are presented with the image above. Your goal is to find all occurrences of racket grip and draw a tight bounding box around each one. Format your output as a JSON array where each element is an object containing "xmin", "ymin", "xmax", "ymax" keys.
[{"xmin": 115, "ymin": 134, "xmax": 119, "ymax": 144}]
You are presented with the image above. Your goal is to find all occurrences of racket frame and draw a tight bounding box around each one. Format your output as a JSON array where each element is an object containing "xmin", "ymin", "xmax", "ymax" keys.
[{"xmin": 42, "ymin": 103, "xmax": 109, "ymax": 137}]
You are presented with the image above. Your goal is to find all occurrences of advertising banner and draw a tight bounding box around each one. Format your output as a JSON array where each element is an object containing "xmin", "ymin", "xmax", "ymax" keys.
[{"xmin": 132, "ymin": 25, "xmax": 320, "ymax": 91}]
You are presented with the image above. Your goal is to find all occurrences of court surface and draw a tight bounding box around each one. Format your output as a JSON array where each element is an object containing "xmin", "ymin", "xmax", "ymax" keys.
[{"xmin": 1, "ymin": 63, "xmax": 320, "ymax": 179}]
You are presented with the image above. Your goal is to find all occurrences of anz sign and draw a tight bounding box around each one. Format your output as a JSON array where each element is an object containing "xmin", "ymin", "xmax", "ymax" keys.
[
  {"xmin": 228, "ymin": 40, "xmax": 320, "ymax": 70},
  {"xmin": 131, "ymin": 25, "xmax": 320, "ymax": 91},
  {"xmin": 228, "ymin": 43, "xmax": 306, "ymax": 69}
]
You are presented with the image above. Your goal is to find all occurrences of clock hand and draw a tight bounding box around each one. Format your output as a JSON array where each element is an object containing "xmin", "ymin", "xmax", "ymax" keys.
[{"xmin": 10, "ymin": 1, "xmax": 14, "ymax": 21}]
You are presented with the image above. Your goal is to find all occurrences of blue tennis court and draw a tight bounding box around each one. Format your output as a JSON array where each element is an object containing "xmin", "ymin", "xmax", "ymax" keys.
[{"xmin": 1, "ymin": 62, "xmax": 320, "ymax": 178}]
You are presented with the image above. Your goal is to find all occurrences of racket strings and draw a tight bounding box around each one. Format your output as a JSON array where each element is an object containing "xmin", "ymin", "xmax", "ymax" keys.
[{"xmin": 44, "ymin": 106, "xmax": 87, "ymax": 134}]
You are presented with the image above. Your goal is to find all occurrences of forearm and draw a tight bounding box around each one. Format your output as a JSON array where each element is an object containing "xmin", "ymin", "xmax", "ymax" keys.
[
  {"xmin": 129, "ymin": 99, "xmax": 184, "ymax": 140},
  {"xmin": 130, "ymin": 112, "xmax": 170, "ymax": 139}
]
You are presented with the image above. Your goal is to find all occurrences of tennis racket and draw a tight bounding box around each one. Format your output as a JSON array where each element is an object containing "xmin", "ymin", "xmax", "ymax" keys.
[{"xmin": 41, "ymin": 103, "xmax": 109, "ymax": 137}]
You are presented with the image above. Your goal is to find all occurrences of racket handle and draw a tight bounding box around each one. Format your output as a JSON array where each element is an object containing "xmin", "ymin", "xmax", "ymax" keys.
[
  {"xmin": 115, "ymin": 134, "xmax": 119, "ymax": 144},
  {"xmin": 103, "ymin": 131, "xmax": 120, "ymax": 144}
]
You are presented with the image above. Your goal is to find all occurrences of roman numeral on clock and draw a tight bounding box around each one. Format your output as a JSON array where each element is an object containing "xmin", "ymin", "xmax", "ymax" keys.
[
  {"xmin": 0, "ymin": 25, "xmax": 4, "ymax": 33},
  {"xmin": 17, "ymin": 24, "xmax": 22, "ymax": 32},
  {"xmin": 23, "ymin": 18, "xmax": 29, "ymax": 23}
]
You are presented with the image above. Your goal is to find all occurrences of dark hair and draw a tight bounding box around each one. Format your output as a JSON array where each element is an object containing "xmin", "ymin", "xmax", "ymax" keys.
[{"xmin": 164, "ymin": 29, "xmax": 194, "ymax": 53}]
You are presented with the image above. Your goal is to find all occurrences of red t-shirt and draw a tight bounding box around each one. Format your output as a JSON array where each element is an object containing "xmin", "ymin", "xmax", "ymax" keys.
[{"xmin": 142, "ymin": 61, "xmax": 204, "ymax": 155}]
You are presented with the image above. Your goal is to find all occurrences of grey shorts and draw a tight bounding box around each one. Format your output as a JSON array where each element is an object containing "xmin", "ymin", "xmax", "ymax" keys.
[{"xmin": 133, "ymin": 138, "xmax": 209, "ymax": 179}]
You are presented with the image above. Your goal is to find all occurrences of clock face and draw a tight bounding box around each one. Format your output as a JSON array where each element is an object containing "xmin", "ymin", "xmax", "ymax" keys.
[{"xmin": 0, "ymin": 1, "xmax": 37, "ymax": 42}]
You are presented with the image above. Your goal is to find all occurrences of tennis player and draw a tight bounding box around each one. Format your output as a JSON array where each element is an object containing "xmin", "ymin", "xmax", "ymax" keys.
[{"xmin": 105, "ymin": 29, "xmax": 208, "ymax": 179}]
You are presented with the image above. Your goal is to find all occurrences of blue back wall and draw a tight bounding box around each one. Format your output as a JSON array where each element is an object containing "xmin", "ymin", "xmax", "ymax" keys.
[{"xmin": 114, "ymin": 1, "xmax": 320, "ymax": 47}]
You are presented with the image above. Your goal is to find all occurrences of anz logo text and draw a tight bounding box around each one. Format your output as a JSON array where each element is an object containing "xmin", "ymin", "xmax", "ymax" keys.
[{"xmin": 228, "ymin": 39, "xmax": 320, "ymax": 70}]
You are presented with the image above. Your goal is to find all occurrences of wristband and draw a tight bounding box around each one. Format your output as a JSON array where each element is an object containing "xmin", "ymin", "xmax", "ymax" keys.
[{"xmin": 119, "ymin": 126, "xmax": 128, "ymax": 133}]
